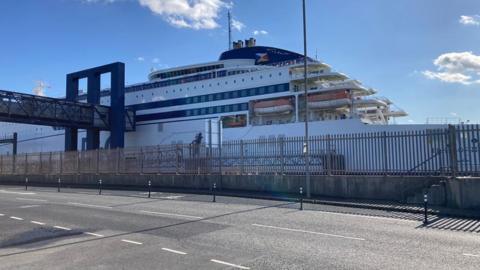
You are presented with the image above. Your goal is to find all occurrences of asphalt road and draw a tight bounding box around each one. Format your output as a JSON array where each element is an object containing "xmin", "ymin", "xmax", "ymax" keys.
[{"xmin": 0, "ymin": 185, "xmax": 479, "ymax": 269}]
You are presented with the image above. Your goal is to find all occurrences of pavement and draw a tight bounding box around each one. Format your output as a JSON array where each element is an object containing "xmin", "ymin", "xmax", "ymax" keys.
[{"xmin": 0, "ymin": 185, "xmax": 479, "ymax": 269}]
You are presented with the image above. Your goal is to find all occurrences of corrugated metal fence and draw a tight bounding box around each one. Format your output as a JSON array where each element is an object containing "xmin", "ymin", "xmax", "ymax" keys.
[{"xmin": 1, "ymin": 125, "xmax": 479, "ymax": 176}]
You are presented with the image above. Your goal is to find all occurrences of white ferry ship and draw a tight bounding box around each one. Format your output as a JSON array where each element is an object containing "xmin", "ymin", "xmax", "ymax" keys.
[{"xmin": 1, "ymin": 38, "xmax": 424, "ymax": 154}]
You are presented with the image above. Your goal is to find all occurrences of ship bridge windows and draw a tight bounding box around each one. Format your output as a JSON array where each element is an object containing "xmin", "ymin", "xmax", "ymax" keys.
[{"xmin": 153, "ymin": 64, "xmax": 224, "ymax": 80}]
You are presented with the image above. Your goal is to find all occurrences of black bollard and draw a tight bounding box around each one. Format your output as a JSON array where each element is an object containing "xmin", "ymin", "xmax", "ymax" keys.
[
  {"xmin": 299, "ymin": 186, "xmax": 303, "ymax": 210},
  {"xmin": 25, "ymin": 177, "xmax": 28, "ymax": 191},
  {"xmin": 212, "ymin": 183, "xmax": 216, "ymax": 203},
  {"xmin": 148, "ymin": 180, "xmax": 151, "ymax": 198},
  {"xmin": 57, "ymin": 178, "xmax": 61, "ymax": 192},
  {"xmin": 423, "ymin": 191, "xmax": 428, "ymax": 225},
  {"xmin": 98, "ymin": 179, "xmax": 102, "ymax": 195}
]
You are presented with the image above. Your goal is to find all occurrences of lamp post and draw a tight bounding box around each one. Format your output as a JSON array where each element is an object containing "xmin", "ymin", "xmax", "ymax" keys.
[{"xmin": 302, "ymin": 0, "xmax": 311, "ymax": 198}]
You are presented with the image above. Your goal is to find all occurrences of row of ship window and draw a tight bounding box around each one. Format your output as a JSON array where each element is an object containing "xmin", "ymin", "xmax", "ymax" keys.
[
  {"xmin": 130, "ymin": 72, "xmax": 284, "ymax": 96},
  {"xmin": 185, "ymin": 103, "xmax": 249, "ymax": 117},
  {"xmin": 79, "ymin": 72, "xmax": 285, "ymax": 101},
  {"xmin": 129, "ymin": 83, "xmax": 289, "ymax": 111},
  {"xmin": 136, "ymin": 102, "xmax": 249, "ymax": 122}
]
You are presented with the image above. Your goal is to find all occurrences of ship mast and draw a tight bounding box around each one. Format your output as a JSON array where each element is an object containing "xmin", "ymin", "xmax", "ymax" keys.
[{"xmin": 228, "ymin": 10, "xmax": 232, "ymax": 50}]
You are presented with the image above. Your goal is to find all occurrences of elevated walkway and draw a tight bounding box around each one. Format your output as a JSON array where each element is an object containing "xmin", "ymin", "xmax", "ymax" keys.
[{"xmin": 0, "ymin": 89, "xmax": 133, "ymax": 130}]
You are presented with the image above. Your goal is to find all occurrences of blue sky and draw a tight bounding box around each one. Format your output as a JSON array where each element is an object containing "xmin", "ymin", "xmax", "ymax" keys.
[{"xmin": 0, "ymin": 0, "xmax": 479, "ymax": 124}]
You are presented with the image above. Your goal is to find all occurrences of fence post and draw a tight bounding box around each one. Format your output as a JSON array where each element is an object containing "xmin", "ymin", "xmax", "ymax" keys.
[
  {"xmin": 77, "ymin": 151, "xmax": 80, "ymax": 175},
  {"xmin": 96, "ymin": 149, "xmax": 100, "ymax": 174},
  {"xmin": 218, "ymin": 120, "xmax": 222, "ymax": 176},
  {"xmin": 12, "ymin": 152, "xmax": 16, "ymax": 174},
  {"xmin": 25, "ymin": 153, "xmax": 28, "ymax": 175},
  {"xmin": 280, "ymin": 137, "xmax": 285, "ymax": 175},
  {"xmin": 175, "ymin": 144, "xmax": 180, "ymax": 174},
  {"xmin": 49, "ymin": 151, "xmax": 52, "ymax": 175},
  {"xmin": 59, "ymin": 152, "xmax": 63, "ymax": 175},
  {"xmin": 326, "ymin": 135, "xmax": 332, "ymax": 176},
  {"xmin": 448, "ymin": 125, "xmax": 458, "ymax": 178},
  {"xmin": 116, "ymin": 148, "xmax": 121, "ymax": 174},
  {"xmin": 39, "ymin": 152, "xmax": 42, "ymax": 173},
  {"xmin": 0, "ymin": 155, "xmax": 3, "ymax": 174},
  {"xmin": 240, "ymin": 140, "xmax": 244, "ymax": 175},
  {"xmin": 140, "ymin": 148, "xmax": 144, "ymax": 174},
  {"xmin": 383, "ymin": 131, "xmax": 388, "ymax": 176}
]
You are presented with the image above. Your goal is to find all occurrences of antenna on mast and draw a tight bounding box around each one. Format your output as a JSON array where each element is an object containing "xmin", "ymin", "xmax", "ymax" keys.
[{"xmin": 228, "ymin": 10, "xmax": 232, "ymax": 50}]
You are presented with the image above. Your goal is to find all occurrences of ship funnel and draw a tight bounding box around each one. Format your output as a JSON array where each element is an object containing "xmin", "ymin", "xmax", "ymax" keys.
[{"xmin": 233, "ymin": 40, "xmax": 243, "ymax": 49}]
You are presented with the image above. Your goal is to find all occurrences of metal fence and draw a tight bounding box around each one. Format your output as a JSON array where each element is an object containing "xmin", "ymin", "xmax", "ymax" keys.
[{"xmin": 0, "ymin": 125, "xmax": 479, "ymax": 177}]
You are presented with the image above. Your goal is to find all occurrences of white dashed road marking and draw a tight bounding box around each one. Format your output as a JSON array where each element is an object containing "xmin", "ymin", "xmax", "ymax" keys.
[
  {"xmin": 16, "ymin": 197, "xmax": 47, "ymax": 202},
  {"xmin": 31, "ymin": 221, "xmax": 46, "ymax": 225},
  {"xmin": 68, "ymin": 202, "xmax": 113, "ymax": 209},
  {"xmin": 140, "ymin": 210, "xmax": 202, "ymax": 219},
  {"xmin": 464, "ymin": 253, "xmax": 480, "ymax": 257},
  {"xmin": 210, "ymin": 259, "xmax": 250, "ymax": 269},
  {"xmin": 84, "ymin": 232, "xmax": 104, "ymax": 237},
  {"xmin": 19, "ymin": 205, "xmax": 40, "ymax": 209},
  {"xmin": 10, "ymin": 216, "xmax": 23, "ymax": 220},
  {"xmin": 0, "ymin": 213, "xmax": 4, "ymax": 216},
  {"xmin": 161, "ymin": 248, "xmax": 187, "ymax": 255},
  {"xmin": 0, "ymin": 190, "xmax": 35, "ymax": 195},
  {"xmin": 54, "ymin": 226, "xmax": 71, "ymax": 231},
  {"xmin": 252, "ymin": 223, "xmax": 366, "ymax": 241},
  {"xmin": 121, "ymin": 239, "xmax": 143, "ymax": 245}
]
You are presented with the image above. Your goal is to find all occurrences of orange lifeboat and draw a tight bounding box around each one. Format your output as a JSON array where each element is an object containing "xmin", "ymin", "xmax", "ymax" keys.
[
  {"xmin": 253, "ymin": 98, "xmax": 293, "ymax": 115},
  {"xmin": 308, "ymin": 90, "xmax": 351, "ymax": 109}
]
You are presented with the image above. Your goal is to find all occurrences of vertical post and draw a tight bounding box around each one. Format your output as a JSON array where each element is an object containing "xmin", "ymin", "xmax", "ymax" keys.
[
  {"xmin": 148, "ymin": 180, "xmax": 151, "ymax": 198},
  {"xmin": 218, "ymin": 119, "xmax": 222, "ymax": 176},
  {"xmin": 383, "ymin": 131, "xmax": 388, "ymax": 176},
  {"xmin": 208, "ymin": 119, "xmax": 212, "ymax": 174},
  {"xmin": 39, "ymin": 152, "xmax": 42, "ymax": 173},
  {"xmin": 25, "ymin": 153, "xmax": 28, "ymax": 175},
  {"xmin": 140, "ymin": 148, "xmax": 144, "ymax": 174},
  {"xmin": 448, "ymin": 125, "xmax": 458, "ymax": 178},
  {"xmin": 299, "ymin": 186, "xmax": 303, "ymax": 210},
  {"xmin": 175, "ymin": 145, "xmax": 180, "ymax": 174},
  {"xmin": 77, "ymin": 151, "xmax": 80, "ymax": 175},
  {"xmin": 49, "ymin": 151, "xmax": 52, "ymax": 175},
  {"xmin": 326, "ymin": 135, "xmax": 332, "ymax": 176},
  {"xmin": 116, "ymin": 148, "xmax": 121, "ymax": 174},
  {"xmin": 280, "ymin": 137, "xmax": 285, "ymax": 175},
  {"xmin": 96, "ymin": 148, "xmax": 100, "ymax": 174},
  {"xmin": 98, "ymin": 179, "xmax": 102, "ymax": 195},
  {"xmin": 12, "ymin": 132, "xmax": 18, "ymax": 155},
  {"xmin": 212, "ymin": 182, "xmax": 217, "ymax": 202},
  {"xmin": 302, "ymin": 0, "xmax": 311, "ymax": 198},
  {"xmin": 240, "ymin": 140, "xmax": 244, "ymax": 175},
  {"xmin": 25, "ymin": 177, "xmax": 28, "ymax": 190},
  {"xmin": 58, "ymin": 178, "xmax": 61, "ymax": 192},
  {"xmin": 59, "ymin": 152, "xmax": 63, "ymax": 175},
  {"xmin": 423, "ymin": 191, "xmax": 428, "ymax": 225}
]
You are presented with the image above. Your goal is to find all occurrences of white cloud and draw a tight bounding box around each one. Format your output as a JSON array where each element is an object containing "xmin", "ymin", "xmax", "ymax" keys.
[
  {"xmin": 137, "ymin": 56, "xmax": 145, "ymax": 61},
  {"xmin": 450, "ymin": 112, "xmax": 459, "ymax": 117},
  {"xmin": 152, "ymin": 57, "xmax": 160, "ymax": 63},
  {"xmin": 231, "ymin": 18, "xmax": 245, "ymax": 31},
  {"xmin": 253, "ymin": 30, "xmax": 268, "ymax": 35},
  {"xmin": 138, "ymin": 0, "xmax": 229, "ymax": 30},
  {"xmin": 422, "ymin": 51, "xmax": 480, "ymax": 85},
  {"xmin": 459, "ymin": 15, "xmax": 480, "ymax": 26}
]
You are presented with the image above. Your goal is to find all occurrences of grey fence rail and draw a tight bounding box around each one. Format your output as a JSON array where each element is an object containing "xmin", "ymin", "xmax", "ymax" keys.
[{"xmin": 0, "ymin": 125, "xmax": 479, "ymax": 177}]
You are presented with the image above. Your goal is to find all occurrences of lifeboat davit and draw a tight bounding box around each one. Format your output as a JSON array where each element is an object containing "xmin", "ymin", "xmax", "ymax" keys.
[
  {"xmin": 308, "ymin": 91, "xmax": 351, "ymax": 109},
  {"xmin": 254, "ymin": 98, "xmax": 293, "ymax": 115}
]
